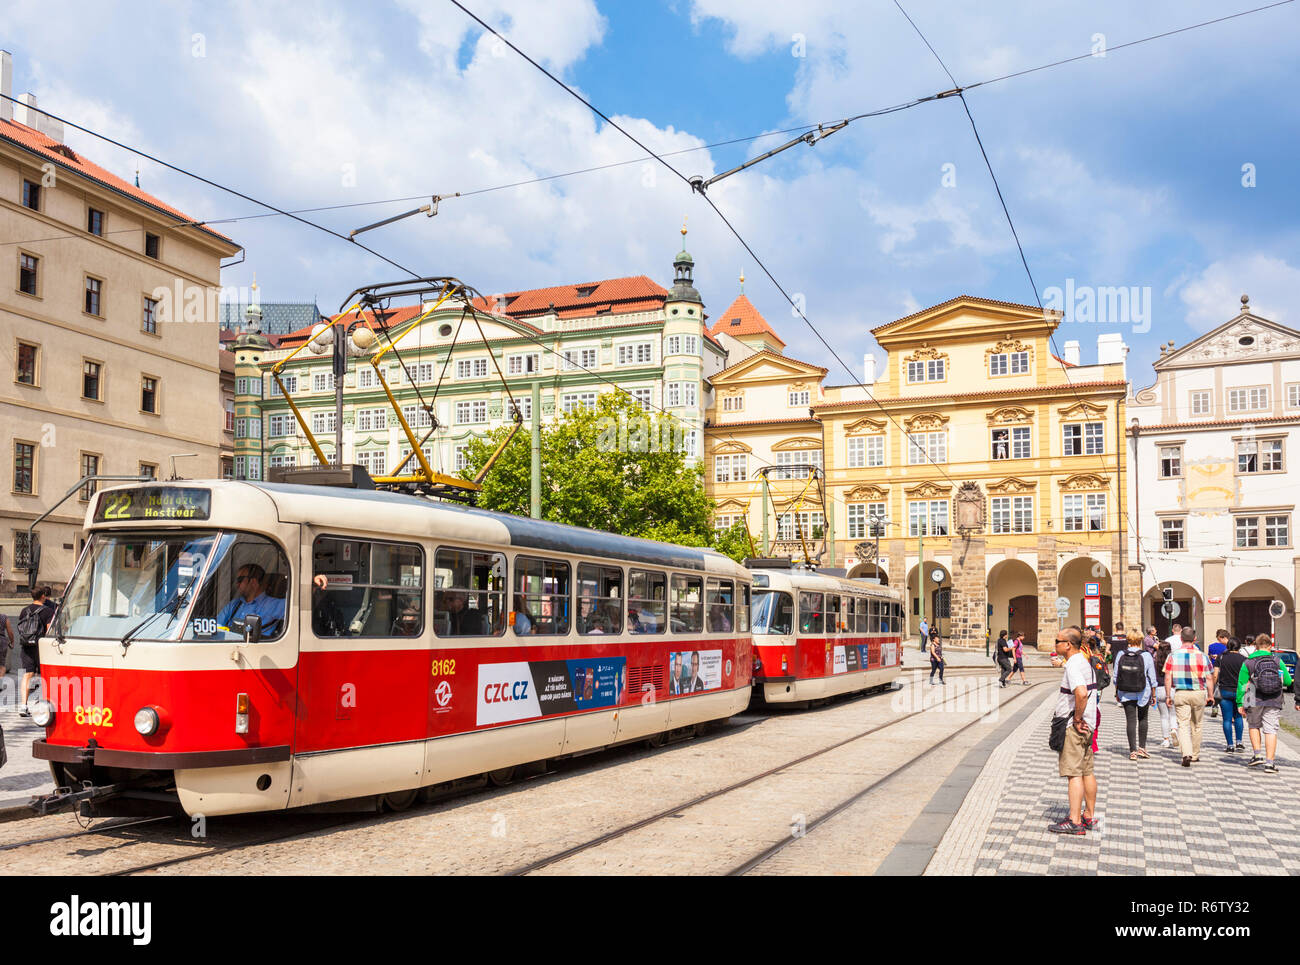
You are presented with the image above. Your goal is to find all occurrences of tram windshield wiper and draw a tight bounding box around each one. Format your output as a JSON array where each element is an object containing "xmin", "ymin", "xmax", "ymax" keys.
[{"xmin": 120, "ymin": 583, "xmax": 191, "ymax": 653}]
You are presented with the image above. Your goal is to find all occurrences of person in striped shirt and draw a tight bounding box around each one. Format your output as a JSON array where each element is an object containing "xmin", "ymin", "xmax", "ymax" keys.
[{"xmin": 1163, "ymin": 627, "xmax": 1214, "ymax": 767}]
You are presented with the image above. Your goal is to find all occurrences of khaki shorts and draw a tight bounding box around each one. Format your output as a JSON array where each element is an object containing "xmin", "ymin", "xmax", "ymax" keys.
[
  {"xmin": 1058, "ymin": 722, "xmax": 1095, "ymax": 777},
  {"xmin": 1246, "ymin": 705, "xmax": 1280, "ymax": 735}
]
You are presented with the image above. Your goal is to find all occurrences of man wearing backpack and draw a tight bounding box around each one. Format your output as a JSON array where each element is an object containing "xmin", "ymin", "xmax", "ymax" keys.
[
  {"xmin": 1164, "ymin": 627, "xmax": 1213, "ymax": 767},
  {"xmin": 16, "ymin": 586, "xmax": 56, "ymax": 717},
  {"xmin": 1235, "ymin": 632, "xmax": 1293, "ymax": 774},
  {"xmin": 1114, "ymin": 630, "xmax": 1157, "ymax": 760}
]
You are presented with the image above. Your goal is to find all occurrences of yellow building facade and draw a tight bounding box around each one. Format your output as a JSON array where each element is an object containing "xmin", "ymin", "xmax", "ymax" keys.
[{"xmin": 816, "ymin": 297, "xmax": 1137, "ymax": 649}]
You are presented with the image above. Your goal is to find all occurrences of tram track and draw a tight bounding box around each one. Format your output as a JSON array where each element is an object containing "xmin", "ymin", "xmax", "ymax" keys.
[{"xmin": 505, "ymin": 673, "xmax": 1049, "ymax": 876}]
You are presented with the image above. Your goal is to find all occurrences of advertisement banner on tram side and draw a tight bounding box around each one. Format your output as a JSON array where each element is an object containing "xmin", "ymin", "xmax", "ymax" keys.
[
  {"xmin": 833, "ymin": 645, "xmax": 849, "ymax": 674},
  {"xmin": 477, "ymin": 657, "xmax": 628, "ymax": 726},
  {"xmin": 668, "ymin": 649, "xmax": 722, "ymax": 695},
  {"xmin": 844, "ymin": 645, "xmax": 861, "ymax": 673},
  {"xmin": 881, "ymin": 641, "xmax": 898, "ymax": 667}
]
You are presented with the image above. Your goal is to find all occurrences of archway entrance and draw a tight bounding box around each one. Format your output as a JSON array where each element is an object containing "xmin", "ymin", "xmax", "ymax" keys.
[
  {"xmin": 1058, "ymin": 557, "xmax": 1113, "ymax": 633},
  {"xmin": 1142, "ymin": 581, "xmax": 1203, "ymax": 639},
  {"xmin": 987, "ymin": 558, "xmax": 1039, "ymax": 648},
  {"xmin": 847, "ymin": 562, "xmax": 888, "ymax": 584},
  {"xmin": 1228, "ymin": 579, "xmax": 1295, "ymax": 649},
  {"xmin": 908, "ymin": 562, "xmax": 952, "ymax": 640}
]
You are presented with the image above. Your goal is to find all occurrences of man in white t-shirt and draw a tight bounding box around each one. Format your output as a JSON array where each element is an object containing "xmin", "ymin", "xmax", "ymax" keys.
[
  {"xmin": 1164, "ymin": 623, "xmax": 1182, "ymax": 649},
  {"xmin": 1049, "ymin": 626, "xmax": 1099, "ymax": 835}
]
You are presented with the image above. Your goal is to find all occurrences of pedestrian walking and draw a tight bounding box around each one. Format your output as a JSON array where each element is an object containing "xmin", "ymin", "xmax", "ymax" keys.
[
  {"xmin": 1114, "ymin": 629, "xmax": 1157, "ymax": 760},
  {"xmin": 1207, "ymin": 629, "xmax": 1229, "ymax": 719},
  {"xmin": 1048, "ymin": 627, "xmax": 1099, "ymax": 835},
  {"xmin": 1236, "ymin": 632, "xmax": 1293, "ymax": 774},
  {"xmin": 1215, "ymin": 636, "xmax": 1247, "ymax": 752},
  {"xmin": 1142, "ymin": 626, "xmax": 1160, "ymax": 656},
  {"xmin": 1109, "ymin": 621, "xmax": 1127, "ymax": 660},
  {"xmin": 1164, "ymin": 623, "xmax": 1183, "ymax": 649},
  {"xmin": 1011, "ymin": 630, "xmax": 1028, "ymax": 685},
  {"xmin": 1152, "ymin": 640, "xmax": 1178, "ymax": 747},
  {"xmin": 929, "ymin": 635, "xmax": 945, "ymax": 686},
  {"xmin": 1164, "ymin": 627, "xmax": 1214, "ymax": 766},
  {"xmin": 919, "ymin": 617, "xmax": 929, "ymax": 652},
  {"xmin": 996, "ymin": 630, "xmax": 1015, "ymax": 687},
  {"xmin": 16, "ymin": 586, "xmax": 56, "ymax": 716},
  {"xmin": 993, "ymin": 630, "xmax": 1008, "ymax": 669}
]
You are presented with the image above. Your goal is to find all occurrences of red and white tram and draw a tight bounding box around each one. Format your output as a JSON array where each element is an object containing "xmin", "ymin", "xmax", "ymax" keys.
[
  {"xmin": 749, "ymin": 568, "xmax": 903, "ymax": 704},
  {"xmin": 31, "ymin": 480, "xmax": 752, "ymax": 817}
]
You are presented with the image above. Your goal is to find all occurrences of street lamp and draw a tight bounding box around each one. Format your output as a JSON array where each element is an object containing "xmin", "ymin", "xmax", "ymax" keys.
[{"xmin": 307, "ymin": 317, "xmax": 376, "ymax": 466}]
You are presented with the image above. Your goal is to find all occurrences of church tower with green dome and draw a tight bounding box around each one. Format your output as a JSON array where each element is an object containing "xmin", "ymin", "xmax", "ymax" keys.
[
  {"xmin": 662, "ymin": 220, "xmax": 706, "ymax": 463},
  {"xmin": 231, "ymin": 280, "xmax": 271, "ymax": 480}
]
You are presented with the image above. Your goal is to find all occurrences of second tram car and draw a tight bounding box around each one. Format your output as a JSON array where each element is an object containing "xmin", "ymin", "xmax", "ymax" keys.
[
  {"xmin": 749, "ymin": 568, "xmax": 903, "ymax": 704},
  {"xmin": 30, "ymin": 480, "xmax": 753, "ymax": 817}
]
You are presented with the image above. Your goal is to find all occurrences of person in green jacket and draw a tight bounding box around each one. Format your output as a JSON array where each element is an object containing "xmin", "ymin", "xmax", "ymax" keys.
[{"xmin": 1235, "ymin": 632, "xmax": 1294, "ymax": 773}]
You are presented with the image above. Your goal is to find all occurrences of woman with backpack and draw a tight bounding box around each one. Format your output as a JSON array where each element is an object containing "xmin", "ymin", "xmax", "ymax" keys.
[
  {"xmin": 995, "ymin": 630, "xmax": 1014, "ymax": 688},
  {"xmin": 1214, "ymin": 636, "xmax": 1247, "ymax": 752},
  {"xmin": 1152, "ymin": 640, "xmax": 1177, "ymax": 748},
  {"xmin": 1114, "ymin": 629, "xmax": 1158, "ymax": 760}
]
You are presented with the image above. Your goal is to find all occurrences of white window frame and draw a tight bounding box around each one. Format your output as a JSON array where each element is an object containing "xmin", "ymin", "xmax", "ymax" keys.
[
  {"xmin": 788, "ymin": 389, "xmax": 810, "ymax": 407},
  {"xmin": 1190, "ymin": 390, "xmax": 1211, "ymax": 417},
  {"xmin": 1228, "ymin": 386, "xmax": 1270, "ymax": 412}
]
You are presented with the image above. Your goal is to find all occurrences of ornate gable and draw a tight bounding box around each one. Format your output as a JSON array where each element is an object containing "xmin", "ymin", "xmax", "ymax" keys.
[
  {"xmin": 903, "ymin": 343, "xmax": 948, "ymax": 363},
  {"xmin": 904, "ymin": 480, "xmax": 952, "ymax": 498},
  {"xmin": 710, "ymin": 440, "xmax": 752, "ymax": 455},
  {"xmin": 986, "ymin": 476, "xmax": 1036, "ymax": 495},
  {"xmin": 845, "ymin": 484, "xmax": 888, "ymax": 500},
  {"xmin": 902, "ymin": 412, "xmax": 950, "ymax": 432},
  {"xmin": 1058, "ymin": 472, "xmax": 1108, "ymax": 491},
  {"xmin": 1164, "ymin": 310, "xmax": 1300, "ymax": 367},
  {"xmin": 771, "ymin": 437, "xmax": 823, "ymax": 452},
  {"xmin": 986, "ymin": 406, "xmax": 1034, "ymax": 425},
  {"xmin": 1058, "ymin": 400, "xmax": 1107, "ymax": 421},
  {"xmin": 845, "ymin": 417, "xmax": 887, "ymax": 434},
  {"xmin": 984, "ymin": 335, "xmax": 1032, "ymax": 358},
  {"xmin": 714, "ymin": 498, "xmax": 748, "ymax": 512}
]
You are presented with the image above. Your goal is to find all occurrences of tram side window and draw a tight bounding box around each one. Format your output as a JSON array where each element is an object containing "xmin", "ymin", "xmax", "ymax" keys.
[
  {"xmin": 670, "ymin": 574, "xmax": 703, "ymax": 633},
  {"xmin": 799, "ymin": 592, "xmax": 824, "ymax": 634},
  {"xmin": 629, "ymin": 569, "xmax": 666, "ymax": 634},
  {"xmin": 737, "ymin": 583, "xmax": 750, "ymax": 633},
  {"xmin": 513, "ymin": 557, "xmax": 569, "ymax": 635},
  {"xmin": 826, "ymin": 593, "xmax": 841, "ymax": 634},
  {"xmin": 843, "ymin": 596, "xmax": 856, "ymax": 634},
  {"xmin": 577, "ymin": 563, "xmax": 623, "ymax": 635},
  {"xmin": 310, "ymin": 537, "xmax": 424, "ymax": 637},
  {"xmin": 184, "ymin": 533, "xmax": 291, "ymax": 642},
  {"xmin": 890, "ymin": 602, "xmax": 901, "ymax": 634},
  {"xmin": 751, "ymin": 590, "xmax": 792, "ymax": 635},
  {"xmin": 434, "ymin": 548, "xmax": 506, "ymax": 636},
  {"xmin": 705, "ymin": 578, "xmax": 734, "ymax": 633}
]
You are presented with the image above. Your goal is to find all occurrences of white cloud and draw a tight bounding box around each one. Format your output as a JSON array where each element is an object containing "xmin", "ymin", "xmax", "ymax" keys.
[{"xmin": 1177, "ymin": 254, "xmax": 1300, "ymax": 332}]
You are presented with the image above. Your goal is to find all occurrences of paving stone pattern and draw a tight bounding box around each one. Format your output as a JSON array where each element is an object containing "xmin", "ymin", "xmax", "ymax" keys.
[{"xmin": 931, "ymin": 691, "xmax": 1300, "ymax": 876}]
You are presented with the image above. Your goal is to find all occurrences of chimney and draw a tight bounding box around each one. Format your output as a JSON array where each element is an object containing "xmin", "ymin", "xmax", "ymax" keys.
[
  {"xmin": 1063, "ymin": 339, "xmax": 1081, "ymax": 366},
  {"xmin": 40, "ymin": 110, "xmax": 63, "ymax": 144},
  {"xmin": 0, "ymin": 51, "xmax": 11, "ymax": 124},
  {"xmin": 1097, "ymin": 332, "xmax": 1127, "ymax": 366},
  {"xmin": 12, "ymin": 91, "xmax": 36, "ymax": 128},
  {"xmin": 862, "ymin": 353, "xmax": 876, "ymax": 384}
]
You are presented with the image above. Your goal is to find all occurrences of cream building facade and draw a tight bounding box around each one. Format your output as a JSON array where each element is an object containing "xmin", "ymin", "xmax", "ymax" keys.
[
  {"xmin": 0, "ymin": 59, "xmax": 239, "ymax": 588},
  {"xmin": 817, "ymin": 297, "xmax": 1132, "ymax": 649}
]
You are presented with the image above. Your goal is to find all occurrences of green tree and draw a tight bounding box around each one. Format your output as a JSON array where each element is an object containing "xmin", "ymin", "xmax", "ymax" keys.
[{"xmin": 461, "ymin": 393, "xmax": 743, "ymax": 558}]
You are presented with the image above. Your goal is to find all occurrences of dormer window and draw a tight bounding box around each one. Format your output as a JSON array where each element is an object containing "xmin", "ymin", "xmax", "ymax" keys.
[
  {"xmin": 575, "ymin": 286, "xmax": 597, "ymax": 298},
  {"xmin": 729, "ymin": 318, "xmax": 742, "ymax": 327}
]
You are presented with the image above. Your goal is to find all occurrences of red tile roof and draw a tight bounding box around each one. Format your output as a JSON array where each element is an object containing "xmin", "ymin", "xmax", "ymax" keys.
[
  {"xmin": 0, "ymin": 118, "xmax": 237, "ymax": 247},
  {"xmin": 814, "ymin": 379, "xmax": 1129, "ymax": 409},
  {"xmin": 477, "ymin": 275, "xmax": 669, "ymax": 319},
  {"xmin": 706, "ymin": 417, "xmax": 819, "ymax": 428},
  {"xmin": 709, "ymin": 294, "xmax": 786, "ymax": 348},
  {"xmin": 1129, "ymin": 414, "xmax": 1300, "ymax": 433}
]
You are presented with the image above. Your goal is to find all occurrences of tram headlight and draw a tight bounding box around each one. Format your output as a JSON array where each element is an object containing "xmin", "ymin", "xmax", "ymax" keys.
[
  {"xmin": 134, "ymin": 706, "xmax": 160, "ymax": 737},
  {"xmin": 31, "ymin": 700, "xmax": 55, "ymax": 727}
]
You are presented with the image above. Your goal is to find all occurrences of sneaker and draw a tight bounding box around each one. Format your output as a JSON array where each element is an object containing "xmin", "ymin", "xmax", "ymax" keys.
[
  {"xmin": 1080, "ymin": 814, "xmax": 1099, "ymax": 830},
  {"xmin": 17, "ymin": 709, "xmax": 31, "ymax": 719},
  {"xmin": 1263, "ymin": 760, "xmax": 1278, "ymax": 774},
  {"xmin": 1160, "ymin": 738, "xmax": 1170, "ymax": 748},
  {"xmin": 1181, "ymin": 756, "xmax": 1191, "ymax": 767},
  {"xmin": 1235, "ymin": 743, "xmax": 1247, "ymax": 752},
  {"xmin": 1048, "ymin": 819, "xmax": 1086, "ymax": 835},
  {"xmin": 1247, "ymin": 754, "xmax": 1265, "ymax": 767}
]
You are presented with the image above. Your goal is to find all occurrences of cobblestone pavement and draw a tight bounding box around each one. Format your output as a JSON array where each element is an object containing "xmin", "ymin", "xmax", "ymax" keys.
[
  {"xmin": 0, "ymin": 672, "xmax": 52, "ymax": 810},
  {"xmin": 928, "ymin": 691, "xmax": 1300, "ymax": 875}
]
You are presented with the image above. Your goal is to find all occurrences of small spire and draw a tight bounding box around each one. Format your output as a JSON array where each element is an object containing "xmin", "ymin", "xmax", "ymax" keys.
[
  {"xmin": 134, "ymin": 161, "xmax": 140, "ymax": 187},
  {"xmin": 739, "ymin": 269, "xmax": 745, "ymax": 294},
  {"xmin": 1241, "ymin": 293, "xmax": 1250, "ymax": 313},
  {"xmin": 680, "ymin": 216, "xmax": 688, "ymax": 246}
]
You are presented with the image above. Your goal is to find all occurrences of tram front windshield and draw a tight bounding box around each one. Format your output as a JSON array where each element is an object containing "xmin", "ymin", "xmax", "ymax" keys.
[
  {"xmin": 751, "ymin": 590, "xmax": 793, "ymax": 635},
  {"xmin": 58, "ymin": 530, "xmax": 290, "ymax": 642}
]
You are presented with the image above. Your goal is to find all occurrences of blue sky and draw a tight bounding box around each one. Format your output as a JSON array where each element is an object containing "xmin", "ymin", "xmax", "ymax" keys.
[{"xmin": 6, "ymin": 0, "xmax": 1299, "ymax": 381}]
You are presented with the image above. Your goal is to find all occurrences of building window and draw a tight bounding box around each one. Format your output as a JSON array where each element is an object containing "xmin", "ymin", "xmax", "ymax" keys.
[
  {"xmin": 562, "ymin": 347, "xmax": 598, "ymax": 370},
  {"xmin": 722, "ymin": 394, "xmax": 743, "ymax": 412},
  {"xmin": 16, "ymin": 343, "xmax": 37, "ymax": 385},
  {"xmin": 508, "ymin": 396, "xmax": 532, "ymax": 421},
  {"xmin": 313, "ymin": 372, "xmax": 337, "ymax": 392},
  {"xmin": 455, "ymin": 400, "xmax": 487, "ymax": 423},
  {"xmin": 848, "ymin": 503, "xmax": 886, "ymax": 539},
  {"xmin": 788, "ymin": 389, "xmax": 810, "ymax": 407},
  {"xmin": 617, "ymin": 342, "xmax": 653, "ymax": 365},
  {"xmin": 141, "ymin": 376, "xmax": 158, "ymax": 413},
  {"xmin": 906, "ymin": 358, "xmax": 945, "ymax": 383},
  {"xmin": 1063, "ymin": 422, "xmax": 1104, "ymax": 456},
  {"xmin": 907, "ymin": 500, "xmax": 948, "ymax": 537},
  {"xmin": 401, "ymin": 405, "xmax": 434, "ymax": 429},
  {"xmin": 847, "ymin": 437, "xmax": 865, "ymax": 468},
  {"xmin": 356, "ymin": 450, "xmax": 387, "ymax": 475},
  {"xmin": 1161, "ymin": 518, "xmax": 1185, "ymax": 550},
  {"xmin": 21, "ymin": 180, "xmax": 40, "ymax": 210},
  {"xmin": 454, "ymin": 444, "xmax": 470, "ymax": 472},
  {"xmin": 270, "ymin": 374, "xmax": 298, "ymax": 396},
  {"xmin": 222, "ymin": 458, "xmax": 234, "ymax": 480},
  {"xmin": 142, "ymin": 295, "xmax": 158, "ymax": 334},
  {"xmin": 268, "ymin": 414, "xmax": 294, "ymax": 437},
  {"xmin": 1063, "ymin": 493, "xmax": 1106, "ymax": 532},
  {"xmin": 18, "ymin": 253, "xmax": 38, "ymax": 296},
  {"xmin": 667, "ymin": 382, "xmax": 697, "ymax": 408},
  {"xmin": 80, "ymin": 454, "xmax": 100, "ymax": 501},
  {"xmin": 773, "ymin": 450, "xmax": 822, "ymax": 479},
  {"xmin": 13, "ymin": 442, "xmax": 35, "ymax": 494},
  {"xmin": 1228, "ymin": 387, "xmax": 1269, "ymax": 412},
  {"xmin": 245, "ymin": 456, "xmax": 262, "ymax": 481},
  {"xmin": 989, "ymin": 351, "xmax": 1029, "ymax": 376},
  {"xmin": 562, "ymin": 392, "xmax": 598, "ymax": 414},
  {"xmin": 456, "ymin": 358, "xmax": 489, "ymax": 379},
  {"xmin": 507, "ymin": 353, "xmax": 539, "ymax": 375},
  {"xmin": 1286, "ymin": 384, "xmax": 1300, "ymax": 409},
  {"xmin": 84, "ymin": 276, "xmax": 103, "ymax": 316},
  {"xmin": 268, "ymin": 453, "xmax": 297, "ymax": 469},
  {"xmin": 907, "ymin": 431, "xmax": 947, "ymax": 465},
  {"xmin": 991, "ymin": 495, "xmax": 1033, "ymax": 534},
  {"xmin": 310, "ymin": 410, "xmax": 337, "ymax": 434},
  {"xmin": 1266, "ymin": 514, "xmax": 1290, "ymax": 547},
  {"xmin": 82, "ymin": 360, "xmax": 102, "ymax": 400},
  {"xmin": 714, "ymin": 515, "xmax": 736, "ymax": 532},
  {"xmin": 357, "ymin": 408, "xmax": 388, "ymax": 431},
  {"xmin": 144, "ymin": 232, "xmax": 161, "ymax": 259},
  {"xmin": 1190, "ymin": 390, "xmax": 1211, "ymax": 417},
  {"xmin": 632, "ymin": 388, "xmax": 653, "ymax": 411},
  {"xmin": 991, "ymin": 426, "xmax": 1031, "ymax": 460},
  {"xmin": 1159, "ymin": 445, "xmax": 1182, "ymax": 478},
  {"xmin": 357, "ymin": 367, "xmax": 376, "ymax": 389},
  {"xmin": 1237, "ymin": 438, "xmax": 1283, "ymax": 474},
  {"xmin": 139, "ymin": 463, "xmax": 157, "ymax": 481},
  {"xmin": 777, "ymin": 511, "xmax": 824, "ymax": 542},
  {"xmin": 224, "ymin": 399, "xmax": 235, "ymax": 433},
  {"xmin": 714, "ymin": 454, "xmax": 747, "ymax": 483},
  {"xmin": 87, "ymin": 207, "xmax": 104, "ymax": 236}
]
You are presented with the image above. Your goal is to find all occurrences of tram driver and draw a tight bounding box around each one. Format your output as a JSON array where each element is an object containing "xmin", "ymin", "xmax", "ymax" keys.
[{"xmin": 217, "ymin": 563, "xmax": 285, "ymax": 637}]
